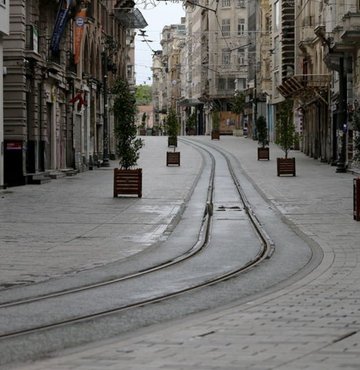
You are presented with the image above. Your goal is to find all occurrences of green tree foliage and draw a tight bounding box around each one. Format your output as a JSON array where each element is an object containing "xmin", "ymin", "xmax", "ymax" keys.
[
  {"xmin": 113, "ymin": 78, "xmax": 144, "ymax": 169},
  {"xmin": 231, "ymin": 91, "xmax": 246, "ymax": 115},
  {"xmin": 135, "ymin": 84, "xmax": 152, "ymax": 105},
  {"xmin": 212, "ymin": 111, "xmax": 220, "ymax": 131},
  {"xmin": 186, "ymin": 112, "xmax": 196, "ymax": 130},
  {"xmin": 275, "ymin": 99, "xmax": 295, "ymax": 159},
  {"xmin": 256, "ymin": 115, "xmax": 268, "ymax": 148},
  {"xmin": 166, "ymin": 108, "xmax": 179, "ymax": 139},
  {"xmin": 353, "ymin": 110, "xmax": 360, "ymax": 163},
  {"xmin": 231, "ymin": 91, "xmax": 246, "ymax": 129},
  {"xmin": 141, "ymin": 112, "xmax": 147, "ymax": 128}
]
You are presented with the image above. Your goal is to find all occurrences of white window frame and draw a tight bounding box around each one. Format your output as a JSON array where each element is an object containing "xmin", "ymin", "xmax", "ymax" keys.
[
  {"xmin": 222, "ymin": 48, "xmax": 231, "ymax": 66},
  {"xmin": 222, "ymin": 18, "xmax": 231, "ymax": 37},
  {"xmin": 237, "ymin": 50, "xmax": 245, "ymax": 65},
  {"xmin": 222, "ymin": 0, "xmax": 231, "ymax": 8},
  {"xmin": 237, "ymin": 0, "xmax": 246, "ymax": 7},
  {"xmin": 237, "ymin": 18, "xmax": 245, "ymax": 36}
]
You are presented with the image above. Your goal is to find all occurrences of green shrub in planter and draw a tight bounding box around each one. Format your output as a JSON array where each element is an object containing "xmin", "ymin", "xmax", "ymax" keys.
[
  {"xmin": 256, "ymin": 115, "xmax": 268, "ymax": 148},
  {"xmin": 113, "ymin": 78, "xmax": 144, "ymax": 169},
  {"xmin": 166, "ymin": 107, "xmax": 179, "ymax": 146},
  {"xmin": 275, "ymin": 99, "xmax": 296, "ymax": 159}
]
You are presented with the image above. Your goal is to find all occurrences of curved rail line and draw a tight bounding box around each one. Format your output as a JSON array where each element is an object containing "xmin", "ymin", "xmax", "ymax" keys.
[
  {"xmin": 0, "ymin": 138, "xmax": 274, "ymax": 340},
  {"xmin": 0, "ymin": 145, "xmax": 214, "ymax": 309}
]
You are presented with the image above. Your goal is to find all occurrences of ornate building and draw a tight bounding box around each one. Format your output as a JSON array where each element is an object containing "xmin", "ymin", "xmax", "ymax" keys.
[{"xmin": 2, "ymin": 0, "xmax": 146, "ymax": 186}]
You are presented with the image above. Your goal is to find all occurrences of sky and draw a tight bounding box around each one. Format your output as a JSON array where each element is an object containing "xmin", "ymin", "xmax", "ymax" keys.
[{"xmin": 135, "ymin": 2, "xmax": 185, "ymax": 85}]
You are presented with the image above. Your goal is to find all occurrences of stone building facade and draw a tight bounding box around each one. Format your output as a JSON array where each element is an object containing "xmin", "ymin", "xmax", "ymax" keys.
[
  {"xmin": 0, "ymin": 0, "xmax": 10, "ymax": 188},
  {"xmin": 2, "ymin": 0, "xmax": 145, "ymax": 186},
  {"xmin": 155, "ymin": 0, "xmax": 360, "ymax": 169}
]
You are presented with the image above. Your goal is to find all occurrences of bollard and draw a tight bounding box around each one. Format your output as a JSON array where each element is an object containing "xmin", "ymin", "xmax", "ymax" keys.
[{"xmin": 354, "ymin": 178, "xmax": 360, "ymax": 221}]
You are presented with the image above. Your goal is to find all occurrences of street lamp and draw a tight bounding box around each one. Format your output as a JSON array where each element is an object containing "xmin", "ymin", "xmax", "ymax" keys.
[
  {"xmin": 336, "ymin": 56, "xmax": 347, "ymax": 173},
  {"xmin": 101, "ymin": 50, "xmax": 110, "ymax": 167}
]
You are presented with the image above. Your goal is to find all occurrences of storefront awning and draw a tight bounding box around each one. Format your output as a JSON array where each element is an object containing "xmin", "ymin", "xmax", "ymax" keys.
[
  {"xmin": 114, "ymin": 8, "xmax": 148, "ymax": 29},
  {"xmin": 178, "ymin": 98, "xmax": 203, "ymax": 106}
]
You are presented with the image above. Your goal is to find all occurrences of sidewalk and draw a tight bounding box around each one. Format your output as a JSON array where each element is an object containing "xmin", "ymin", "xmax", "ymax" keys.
[
  {"xmin": 5, "ymin": 136, "xmax": 360, "ymax": 369},
  {"xmin": 0, "ymin": 136, "xmax": 202, "ymax": 289}
]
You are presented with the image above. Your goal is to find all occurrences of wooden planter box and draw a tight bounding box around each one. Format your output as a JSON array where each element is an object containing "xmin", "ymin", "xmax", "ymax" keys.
[
  {"xmin": 113, "ymin": 168, "xmax": 142, "ymax": 198},
  {"xmin": 277, "ymin": 158, "xmax": 296, "ymax": 176},
  {"xmin": 168, "ymin": 136, "xmax": 177, "ymax": 147},
  {"xmin": 258, "ymin": 147, "xmax": 270, "ymax": 160},
  {"xmin": 211, "ymin": 130, "xmax": 220, "ymax": 140},
  {"xmin": 166, "ymin": 151, "xmax": 180, "ymax": 166},
  {"xmin": 139, "ymin": 128, "xmax": 146, "ymax": 136}
]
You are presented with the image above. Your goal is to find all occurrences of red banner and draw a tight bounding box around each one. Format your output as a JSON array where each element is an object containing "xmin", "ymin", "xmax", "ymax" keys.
[{"xmin": 73, "ymin": 8, "xmax": 87, "ymax": 64}]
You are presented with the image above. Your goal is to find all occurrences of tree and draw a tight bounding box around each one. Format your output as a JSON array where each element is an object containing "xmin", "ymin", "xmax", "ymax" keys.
[
  {"xmin": 256, "ymin": 115, "xmax": 268, "ymax": 148},
  {"xmin": 135, "ymin": 84, "xmax": 152, "ymax": 105},
  {"xmin": 166, "ymin": 107, "xmax": 179, "ymax": 140},
  {"xmin": 275, "ymin": 99, "xmax": 295, "ymax": 159},
  {"xmin": 212, "ymin": 111, "xmax": 220, "ymax": 132},
  {"xmin": 113, "ymin": 78, "xmax": 144, "ymax": 169},
  {"xmin": 353, "ymin": 109, "xmax": 360, "ymax": 163},
  {"xmin": 141, "ymin": 112, "xmax": 147, "ymax": 128},
  {"xmin": 231, "ymin": 91, "xmax": 246, "ymax": 129},
  {"xmin": 186, "ymin": 112, "xmax": 196, "ymax": 133}
]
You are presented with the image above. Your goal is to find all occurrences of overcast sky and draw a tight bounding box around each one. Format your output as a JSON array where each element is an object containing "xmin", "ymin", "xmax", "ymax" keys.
[{"xmin": 135, "ymin": 2, "xmax": 185, "ymax": 85}]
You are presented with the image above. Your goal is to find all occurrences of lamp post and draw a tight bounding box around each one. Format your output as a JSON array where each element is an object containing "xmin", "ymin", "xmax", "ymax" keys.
[
  {"xmin": 336, "ymin": 56, "xmax": 347, "ymax": 173},
  {"xmin": 101, "ymin": 50, "xmax": 110, "ymax": 167}
]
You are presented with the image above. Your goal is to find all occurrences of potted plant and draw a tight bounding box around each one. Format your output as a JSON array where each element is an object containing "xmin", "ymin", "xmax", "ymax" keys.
[
  {"xmin": 139, "ymin": 112, "xmax": 147, "ymax": 136},
  {"xmin": 231, "ymin": 91, "xmax": 246, "ymax": 136},
  {"xmin": 211, "ymin": 111, "xmax": 220, "ymax": 140},
  {"xmin": 256, "ymin": 115, "xmax": 269, "ymax": 160},
  {"xmin": 167, "ymin": 107, "xmax": 179, "ymax": 147},
  {"xmin": 166, "ymin": 107, "xmax": 180, "ymax": 166},
  {"xmin": 186, "ymin": 112, "xmax": 196, "ymax": 135},
  {"xmin": 352, "ymin": 108, "xmax": 360, "ymax": 164},
  {"xmin": 113, "ymin": 78, "xmax": 144, "ymax": 197},
  {"xmin": 275, "ymin": 99, "xmax": 296, "ymax": 176}
]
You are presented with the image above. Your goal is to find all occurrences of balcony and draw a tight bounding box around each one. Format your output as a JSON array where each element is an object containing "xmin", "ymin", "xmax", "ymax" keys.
[
  {"xmin": 277, "ymin": 74, "xmax": 331, "ymax": 99},
  {"xmin": 25, "ymin": 25, "xmax": 42, "ymax": 62},
  {"xmin": 341, "ymin": 12, "xmax": 360, "ymax": 42}
]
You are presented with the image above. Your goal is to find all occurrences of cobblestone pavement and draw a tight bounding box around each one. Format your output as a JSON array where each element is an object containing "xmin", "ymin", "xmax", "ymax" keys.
[
  {"xmin": 0, "ymin": 136, "xmax": 202, "ymax": 289},
  {"xmin": 3, "ymin": 136, "xmax": 360, "ymax": 370}
]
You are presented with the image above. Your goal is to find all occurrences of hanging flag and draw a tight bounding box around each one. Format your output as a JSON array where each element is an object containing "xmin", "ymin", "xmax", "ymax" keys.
[
  {"xmin": 73, "ymin": 8, "xmax": 87, "ymax": 64},
  {"xmin": 50, "ymin": 0, "xmax": 75, "ymax": 54},
  {"xmin": 69, "ymin": 90, "xmax": 87, "ymax": 111}
]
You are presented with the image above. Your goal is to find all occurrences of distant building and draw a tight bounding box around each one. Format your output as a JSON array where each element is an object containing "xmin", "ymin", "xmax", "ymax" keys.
[{"xmin": 136, "ymin": 105, "xmax": 154, "ymax": 134}]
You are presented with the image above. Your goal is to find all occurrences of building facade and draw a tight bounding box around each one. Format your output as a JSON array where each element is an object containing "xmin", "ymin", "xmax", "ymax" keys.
[
  {"xmin": 2, "ymin": 0, "xmax": 145, "ymax": 186},
  {"xmin": 0, "ymin": 0, "xmax": 10, "ymax": 188},
  {"xmin": 155, "ymin": 0, "xmax": 360, "ymax": 169}
]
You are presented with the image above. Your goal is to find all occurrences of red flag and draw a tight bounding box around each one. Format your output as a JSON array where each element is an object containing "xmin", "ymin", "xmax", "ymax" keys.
[{"xmin": 73, "ymin": 8, "xmax": 87, "ymax": 64}]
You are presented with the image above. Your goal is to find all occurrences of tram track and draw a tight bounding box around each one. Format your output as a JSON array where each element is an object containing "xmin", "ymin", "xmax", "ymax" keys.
[
  {"xmin": 0, "ymin": 141, "xmax": 214, "ymax": 309},
  {"xmin": 0, "ymin": 138, "xmax": 275, "ymax": 363}
]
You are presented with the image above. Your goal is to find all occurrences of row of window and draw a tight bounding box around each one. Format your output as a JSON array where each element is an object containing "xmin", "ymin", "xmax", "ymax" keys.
[
  {"xmin": 222, "ymin": 18, "xmax": 246, "ymax": 37},
  {"xmin": 217, "ymin": 77, "xmax": 236, "ymax": 91},
  {"xmin": 221, "ymin": 49, "xmax": 247, "ymax": 65},
  {"xmin": 192, "ymin": 0, "xmax": 245, "ymax": 8},
  {"xmin": 221, "ymin": 0, "xmax": 246, "ymax": 8}
]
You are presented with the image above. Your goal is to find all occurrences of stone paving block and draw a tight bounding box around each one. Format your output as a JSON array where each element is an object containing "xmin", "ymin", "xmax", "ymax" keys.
[{"xmin": 6, "ymin": 137, "xmax": 360, "ymax": 370}]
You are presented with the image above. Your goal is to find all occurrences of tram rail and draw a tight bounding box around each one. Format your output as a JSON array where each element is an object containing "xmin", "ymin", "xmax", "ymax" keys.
[{"xmin": 0, "ymin": 138, "xmax": 275, "ymax": 358}]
